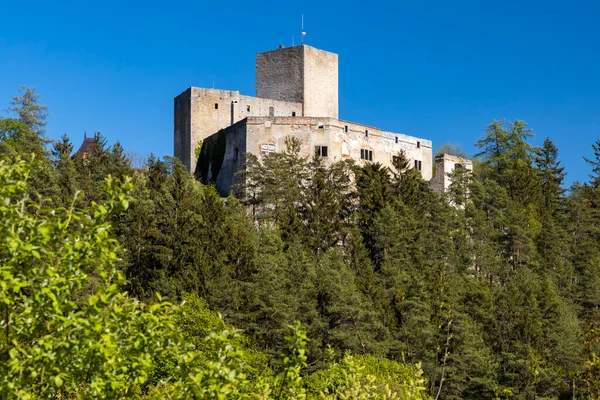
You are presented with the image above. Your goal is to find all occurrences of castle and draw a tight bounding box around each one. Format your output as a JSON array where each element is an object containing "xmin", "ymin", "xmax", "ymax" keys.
[{"xmin": 174, "ymin": 44, "xmax": 470, "ymax": 195}]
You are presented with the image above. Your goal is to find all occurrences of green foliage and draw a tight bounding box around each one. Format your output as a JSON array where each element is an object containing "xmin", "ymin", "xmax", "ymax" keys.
[
  {"xmin": 4, "ymin": 87, "xmax": 600, "ymax": 399},
  {"xmin": 9, "ymin": 86, "xmax": 48, "ymax": 133},
  {"xmin": 197, "ymin": 129, "xmax": 227, "ymax": 184},
  {"xmin": 0, "ymin": 159, "xmax": 182, "ymax": 398}
]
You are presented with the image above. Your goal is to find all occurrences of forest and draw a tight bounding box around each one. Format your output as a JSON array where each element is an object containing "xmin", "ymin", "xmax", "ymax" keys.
[{"xmin": 2, "ymin": 87, "xmax": 600, "ymax": 399}]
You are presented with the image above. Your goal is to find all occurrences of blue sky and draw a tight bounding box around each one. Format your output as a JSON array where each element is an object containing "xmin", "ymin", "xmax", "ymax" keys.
[{"xmin": 1, "ymin": 0, "xmax": 599, "ymax": 185}]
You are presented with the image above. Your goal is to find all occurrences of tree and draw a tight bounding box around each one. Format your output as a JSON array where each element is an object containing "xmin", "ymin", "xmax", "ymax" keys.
[
  {"xmin": 435, "ymin": 143, "xmax": 469, "ymax": 159},
  {"xmin": 0, "ymin": 159, "xmax": 186, "ymax": 398},
  {"xmin": 534, "ymin": 137, "xmax": 566, "ymax": 212},
  {"xmin": 9, "ymin": 86, "xmax": 48, "ymax": 133},
  {"xmin": 52, "ymin": 134, "xmax": 78, "ymax": 206},
  {"xmin": 584, "ymin": 139, "xmax": 600, "ymax": 188}
]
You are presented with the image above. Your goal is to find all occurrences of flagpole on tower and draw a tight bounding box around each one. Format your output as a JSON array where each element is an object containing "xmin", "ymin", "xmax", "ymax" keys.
[{"xmin": 301, "ymin": 14, "xmax": 304, "ymax": 44}]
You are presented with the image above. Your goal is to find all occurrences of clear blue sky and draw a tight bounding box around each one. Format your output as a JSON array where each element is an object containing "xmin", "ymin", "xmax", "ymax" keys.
[{"xmin": 1, "ymin": 0, "xmax": 599, "ymax": 186}]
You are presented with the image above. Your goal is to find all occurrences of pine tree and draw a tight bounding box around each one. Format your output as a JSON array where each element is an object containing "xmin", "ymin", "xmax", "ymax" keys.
[
  {"xmin": 584, "ymin": 139, "xmax": 600, "ymax": 188},
  {"xmin": 9, "ymin": 86, "xmax": 48, "ymax": 133},
  {"xmin": 534, "ymin": 137, "xmax": 566, "ymax": 212},
  {"xmin": 52, "ymin": 134, "xmax": 78, "ymax": 206}
]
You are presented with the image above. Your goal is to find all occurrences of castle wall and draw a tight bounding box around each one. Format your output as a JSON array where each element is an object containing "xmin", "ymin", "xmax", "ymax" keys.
[
  {"xmin": 256, "ymin": 45, "xmax": 338, "ymax": 118},
  {"xmin": 256, "ymin": 46, "xmax": 304, "ymax": 105},
  {"xmin": 174, "ymin": 87, "xmax": 302, "ymax": 172},
  {"xmin": 303, "ymin": 45, "xmax": 338, "ymax": 118},
  {"xmin": 430, "ymin": 153, "xmax": 473, "ymax": 194},
  {"xmin": 174, "ymin": 88, "xmax": 192, "ymax": 170},
  {"xmin": 245, "ymin": 116, "xmax": 432, "ymax": 180},
  {"xmin": 197, "ymin": 120, "xmax": 247, "ymax": 196}
]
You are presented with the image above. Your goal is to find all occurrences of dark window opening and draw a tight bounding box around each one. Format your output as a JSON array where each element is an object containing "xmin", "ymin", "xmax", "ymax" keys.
[
  {"xmin": 215, "ymin": 103, "xmax": 219, "ymax": 110},
  {"xmin": 454, "ymin": 163, "xmax": 463, "ymax": 170},
  {"xmin": 344, "ymin": 125, "xmax": 348, "ymax": 133},
  {"xmin": 247, "ymin": 105, "xmax": 251, "ymax": 112},
  {"xmin": 292, "ymin": 111, "xmax": 296, "ymax": 116},
  {"xmin": 365, "ymin": 130, "xmax": 369, "ymax": 137},
  {"xmin": 315, "ymin": 145, "xmax": 328, "ymax": 158},
  {"xmin": 318, "ymin": 123, "xmax": 324, "ymax": 129},
  {"xmin": 414, "ymin": 160, "xmax": 422, "ymax": 171},
  {"xmin": 395, "ymin": 137, "xmax": 398, "ymax": 144},
  {"xmin": 417, "ymin": 141, "xmax": 421, "ymax": 148},
  {"xmin": 361, "ymin": 149, "xmax": 373, "ymax": 161},
  {"xmin": 234, "ymin": 147, "xmax": 239, "ymax": 161}
]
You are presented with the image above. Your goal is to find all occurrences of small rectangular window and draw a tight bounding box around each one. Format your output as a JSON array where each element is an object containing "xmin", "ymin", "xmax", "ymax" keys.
[
  {"xmin": 318, "ymin": 122, "xmax": 324, "ymax": 129},
  {"xmin": 417, "ymin": 141, "xmax": 421, "ymax": 148},
  {"xmin": 292, "ymin": 111, "xmax": 296, "ymax": 116},
  {"xmin": 361, "ymin": 149, "xmax": 373, "ymax": 161},
  {"xmin": 365, "ymin": 130, "xmax": 369, "ymax": 137},
  {"xmin": 315, "ymin": 145, "xmax": 328, "ymax": 158},
  {"xmin": 261, "ymin": 143, "xmax": 276, "ymax": 155},
  {"xmin": 233, "ymin": 147, "xmax": 239, "ymax": 161},
  {"xmin": 344, "ymin": 125, "xmax": 348, "ymax": 133},
  {"xmin": 414, "ymin": 160, "xmax": 422, "ymax": 171},
  {"xmin": 395, "ymin": 137, "xmax": 398, "ymax": 144},
  {"xmin": 247, "ymin": 105, "xmax": 251, "ymax": 112},
  {"xmin": 215, "ymin": 103, "xmax": 219, "ymax": 109}
]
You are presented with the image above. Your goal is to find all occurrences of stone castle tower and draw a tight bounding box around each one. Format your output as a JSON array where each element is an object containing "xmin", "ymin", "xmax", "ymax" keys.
[
  {"xmin": 174, "ymin": 44, "xmax": 433, "ymax": 196},
  {"xmin": 256, "ymin": 45, "xmax": 338, "ymax": 119},
  {"xmin": 174, "ymin": 45, "xmax": 339, "ymax": 173}
]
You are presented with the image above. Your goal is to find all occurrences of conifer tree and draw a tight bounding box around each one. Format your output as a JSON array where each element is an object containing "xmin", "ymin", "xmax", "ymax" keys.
[{"xmin": 9, "ymin": 86, "xmax": 48, "ymax": 133}]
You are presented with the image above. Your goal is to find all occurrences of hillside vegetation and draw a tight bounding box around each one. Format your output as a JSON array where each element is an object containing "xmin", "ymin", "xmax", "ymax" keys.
[{"xmin": 2, "ymin": 88, "xmax": 600, "ymax": 399}]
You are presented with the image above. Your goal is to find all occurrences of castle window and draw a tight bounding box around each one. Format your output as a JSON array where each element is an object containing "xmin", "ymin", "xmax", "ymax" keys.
[
  {"xmin": 292, "ymin": 111, "xmax": 296, "ymax": 116},
  {"xmin": 454, "ymin": 163, "xmax": 463, "ymax": 170},
  {"xmin": 315, "ymin": 145, "xmax": 328, "ymax": 158},
  {"xmin": 344, "ymin": 125, "xmax": 348, "ymax": 133},
  {"xmin": 417, "ymin": 141, "xmax": 421, "ymax": 148},
  {"xmin": 395, "ymin": 137, "xmax": 398, "ymax": 144},
  {"xmin": 261, "ymin": 143, "xmax": 276, "ymax": 155},
  {"xmin": 318, "ymin": 122, "xmax": 324, "ymax": 129},
  {"xmin": 215, "ymin": 103, "xmax": 219, "ymax": 110},
  {"xmin": 360, "ymin": 149, "xmax": 373, "ymax": 161},
  {"xmin": 365, "ymin": 130, "xmax": 369, "ymax": 137},
  {"xmin": 234, "ymin": 147, "xmax": 239, "ymax": 161},
  {"xmin": 414, "ymin": 160, "xmax": 422, "ymax": 171},
  {"xmin": 247, "ymin": 105, "xmax": 251, "ymax": 112}
]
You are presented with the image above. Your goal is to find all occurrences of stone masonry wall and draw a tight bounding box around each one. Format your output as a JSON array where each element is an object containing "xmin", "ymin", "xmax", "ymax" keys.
[
  {"xmin": 197, "ymin": 120, "xmax": 247, "ymax": 195},
  {"xmin": 244, "ymin": 116, "xmax": 432, "ymax": 180},
  {"xmin": 256, "ymin": 45, "xmax": 338, "ymax": 119},
  {"xmin": 256, "ymin": 46, "xmax": 304, "ymax": 104},
  {"xmin": 174, "ymin": 87, "xmax": 303, "ymax": 173},
  {"xmin": 173, "ymin": 88, "xmax": 192, "ymax": 170},
  {"xmin": 430, "ymin": 153, "xmax": 473, "ymax": 194},
  {"xmin": 303, "ymin": 45, "xmax": 338, "ymax": 118}
]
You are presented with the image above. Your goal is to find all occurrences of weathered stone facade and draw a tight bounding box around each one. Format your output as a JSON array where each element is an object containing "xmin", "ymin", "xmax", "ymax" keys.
[
  {"xmin": 256, "ymin": 45, "xmax": 338, "ymax": 119},
  {"xmin": 198, "ymin": 116, "xmax": 431, "ymax": 195},
  {"xmin": 175, "ymin": 44, "xmax": 453, "ymax": 196},
  {"xmin": 174, "ymin": 87, "xmax": 302, "ymax": 172},
  {"xmin": 430, "ymin": 153, "xmax": 474, "ymax": 195}
]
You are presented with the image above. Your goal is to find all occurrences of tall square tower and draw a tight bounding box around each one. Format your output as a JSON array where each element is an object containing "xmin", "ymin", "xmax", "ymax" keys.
[{"xmin": 256, "ymin": 44, "xmax": 338, "ymax": 119}]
